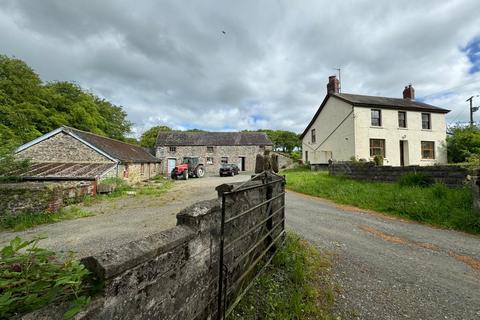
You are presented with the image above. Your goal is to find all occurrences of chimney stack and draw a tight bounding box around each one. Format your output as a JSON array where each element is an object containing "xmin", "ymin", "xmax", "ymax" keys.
[
  {"xmin": 327, "ymin": 75, "xmax": 340, "ymax": 94},
  {"xmin": 403, "ymin": 84, "xmax": 415, "ymax": 100}
]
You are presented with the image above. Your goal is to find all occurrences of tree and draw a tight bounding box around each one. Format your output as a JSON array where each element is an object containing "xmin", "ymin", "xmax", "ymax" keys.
[
  {"xmin": 140, "ymin": 125, "xmax": 172, "ymax": 148},
  {"xmin": 244, "ymin": 129, "xmax": 301, "ymax": 154},
  {"xmin": 0, "ymin": 55, "xmax": 132, "ymax": 145},
  {"xmin": 447, "ymin": 125, "xmax": 480, "ymax": 163}
]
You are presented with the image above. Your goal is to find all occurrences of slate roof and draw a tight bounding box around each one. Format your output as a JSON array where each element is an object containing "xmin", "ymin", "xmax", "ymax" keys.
[
  {"xmin": 300, "ymin": 93, "xmax": 450, "ymax": 139},
  {"xmin": 156, "ymin": 132, "xmax": 273, "ymax": 147},
  {"xmin": 334, "ymin": 93, "xmax": 450, "ymax": 113},
  {"xmin": 13, "ymin": 162, "xmax": 116, "ymax": 181},
  {"xmin": 63, "ymin": 127, "xmax": 160, "ymax": 163}
]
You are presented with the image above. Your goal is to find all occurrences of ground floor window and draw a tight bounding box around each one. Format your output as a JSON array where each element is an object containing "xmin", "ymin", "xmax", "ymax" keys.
[
  {"xmin": 370, "ymin": 139, "xmax": 385, "ymax": 157},
  {"xmin": 221, "ymin": 157, "xmax": 228, "ymax": 164},
  {"xmin": 421, "ymin": 141, "xmax": 435, "ymax": 159},
  {"xmin": 206, "ymin": 157, "xmax": 214, "ymax": 164}
]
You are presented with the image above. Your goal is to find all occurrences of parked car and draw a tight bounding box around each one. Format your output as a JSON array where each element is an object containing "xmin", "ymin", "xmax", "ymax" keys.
[{"xmin": 219, "ymin": 163, "xmax": 239, "ymax": 176}]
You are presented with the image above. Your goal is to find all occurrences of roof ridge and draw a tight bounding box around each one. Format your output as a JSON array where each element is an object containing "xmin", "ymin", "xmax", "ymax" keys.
[{"xmin": 62, "ymin": 126, "xmax": 142, "ymax": 149}]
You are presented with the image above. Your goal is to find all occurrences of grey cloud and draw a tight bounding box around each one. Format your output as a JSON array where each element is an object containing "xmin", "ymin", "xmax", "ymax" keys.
[{"xmin": 1, "ymin": 0, "xmax": 480, "ymax": 136}]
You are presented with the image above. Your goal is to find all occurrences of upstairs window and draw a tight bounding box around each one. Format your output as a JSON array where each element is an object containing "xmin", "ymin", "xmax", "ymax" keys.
[
  {"xmin": 207, "ymin": 146, "xmax": 214, "ymax": 153},
  {"xmin": 398, "ymin": 111, "xmax": 407, "ymax": 128},
  {"xmin": 421, "ymin": 141, "xmax": 435, "ymax": 159},
  {"xmin": 422, "ymin": 113, "xmax": 431, "ymax": 129},
  {"xmin": 371, "ymin": 109, "xmax": 382, "ymax": 126},
  {"xmin": 169, "ymin": 146, "xmax": 176, "ymax": 152},
  {"xmin": 311, "ymin": 129, "xmax": 316, "ymax": 143},
  {"xmin": 370, "ymin": 139, "xmax": 385, "ymax": 157}
]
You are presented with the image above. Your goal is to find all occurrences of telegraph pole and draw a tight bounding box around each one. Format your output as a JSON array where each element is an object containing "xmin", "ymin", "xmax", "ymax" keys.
[{"xmin": 467, "ymin": 96, "xmax": 474, "ymax": 126}]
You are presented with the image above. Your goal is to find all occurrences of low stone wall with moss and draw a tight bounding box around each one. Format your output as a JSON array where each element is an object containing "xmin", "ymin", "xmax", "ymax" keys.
[
  {"xmin": 0, "ymin": 181, "xmax": 96, "ymax": 216},
  {"xmin": 328, "ymin": 161, "xmax": 470, "ymax": 188}
]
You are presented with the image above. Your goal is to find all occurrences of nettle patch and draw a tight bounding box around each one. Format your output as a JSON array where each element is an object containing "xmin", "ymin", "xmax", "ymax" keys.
[{"xmin": 0, "ymin": 237, "xmax": 97, "ymax": 319}]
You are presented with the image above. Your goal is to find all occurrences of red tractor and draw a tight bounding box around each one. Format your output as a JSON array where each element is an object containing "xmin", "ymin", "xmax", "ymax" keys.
[{"xmin": 171, "ymin": 157, "xmax": 205, "ymax": 180}]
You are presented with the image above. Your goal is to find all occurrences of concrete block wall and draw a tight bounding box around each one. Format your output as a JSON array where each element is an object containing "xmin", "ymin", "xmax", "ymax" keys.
[
  {"xmin": 22, "ymin": 173, "xmax": 285, "ymax": 320},
  {"xmin": 329, "ymin": 162, "xmax": 469, "ymax": 188}
]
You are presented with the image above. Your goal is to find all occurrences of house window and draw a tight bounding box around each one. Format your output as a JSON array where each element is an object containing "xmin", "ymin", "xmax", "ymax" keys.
[
  {"xmin": 421, "ymin": 141, "xmax": 435, "ymax": 159},
  {"xmin": 398, "ymin": 111, "xmax": 407, "ymax": 128},
  {"xmin": 311, "ymin": 129, "xmax": 316, "ymax": 143},
  {"xmin": 207, "ymin": 146, "xmax": 214, "ymax": 153},
  {"xmin": 422, "ymin": 113, "xmax": 431, "ymax": 129},
  {"xmin": 370, "ymin": 139, "xmax": 385, "ymax": 157},
  {"xmin": 169, "ymin": 146, "xmax": 176, "ymax": 152},
  {"xmin": 206, "ymin": 157, "xmax": 214, "ymax": 164},
  {"xmin": 221, "ymin": 157, "xmax": 228, "ymax": 164},
  {"xmin": 371, "ymin": 109, "xmax": 382, "ymax": 126}
]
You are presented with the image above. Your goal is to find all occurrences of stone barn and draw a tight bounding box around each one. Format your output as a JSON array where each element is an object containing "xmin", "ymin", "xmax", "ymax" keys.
[
  {"xmin": 15, "ymin": 126, "xmax": 160, "ymax": 183},
  {"xmin": 155, "ymin": 132, "xmax": 273, "ymax": 176}
]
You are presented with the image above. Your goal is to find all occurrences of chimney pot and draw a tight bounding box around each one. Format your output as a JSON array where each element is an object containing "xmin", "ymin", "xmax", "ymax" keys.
[
  {"xmin": 327, "ymin": 75, "xmax": 340, "ymax": 94},
  {"xmin": 403, "ymin": 84, "xmax": 415, "ymax": 100}
]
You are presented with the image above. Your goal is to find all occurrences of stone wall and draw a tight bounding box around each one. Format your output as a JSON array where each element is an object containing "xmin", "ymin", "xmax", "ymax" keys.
[
  {"xmin": 328, "ymin": 161, "xmax": 469, "ymax": 188},
  {"xmin": 156, "ymin": 145, "xmax": 271, "ymax": 176},
  {"xmin": 0, "ymin": 181, "xmax": 96, "ymax": 216},
  {"xmin": 16, "ymin": 132, "xmax": 114, "ymax": 163},
  {"xmin": 272, "ymin": 152, "xmax": 295, "ymax": 169},
  {"xmin": 116, "ymin": 162, "xmax": 160, "ymax": 183},
  {"xmin": 22, "ymin": 173, "xmax": 285, "ymax": 320}
]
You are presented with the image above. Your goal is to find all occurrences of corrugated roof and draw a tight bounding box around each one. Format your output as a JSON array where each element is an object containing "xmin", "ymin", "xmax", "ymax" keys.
[
  {"xmin": 63, "ymin": 127, "xmax": 160, "ymax": 163},
  {"xmin": 334, "ymin": 93, "xmax": 450, "ymax": 113},
  {"xmin": 156, "ymin": 131, "xmax": 273, "ymax": 147},
  {"xmin": 15, "ymin": 162, "xmax": 116, "ymax": 180}
]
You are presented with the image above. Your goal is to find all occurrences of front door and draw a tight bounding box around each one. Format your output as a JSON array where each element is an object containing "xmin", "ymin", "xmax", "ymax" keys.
[
  {"xmin": 167, "ymin": 158, "xmax": 176, "ymax": 175},
  {"xmin": 399, "ymin": 141, "xmax": 408, "ymax": 166}
]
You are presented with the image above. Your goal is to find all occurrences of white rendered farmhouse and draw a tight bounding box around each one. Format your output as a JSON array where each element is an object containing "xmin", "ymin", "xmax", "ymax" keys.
[{"xmin": 300, "ymin": 76, "xmax": 449, "ymax": 166}]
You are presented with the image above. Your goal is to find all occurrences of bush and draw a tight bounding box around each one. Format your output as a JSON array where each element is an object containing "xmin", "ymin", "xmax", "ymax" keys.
[
  {"xmin": 0, "ymin": 237, "xmax": 93, "ymax": 318},
  {"xmin": 97, "ymin": 177, "xmax": 130, "ymax": 192},
  {"xmin": 398, "ymin": 172, "xmax": 433, "ymax": 188},
  {"xmin": 373, "ymin": 155, "xmax": 384, "ymax": 166}
]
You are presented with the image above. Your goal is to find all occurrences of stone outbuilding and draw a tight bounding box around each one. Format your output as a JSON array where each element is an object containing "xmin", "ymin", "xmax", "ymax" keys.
[
  {"xmin": 155, "ymin": 131, "xmax": 273, "ymax": 176},
  {"xmin": 15, "ymin": 126, "xmax": 160, "ymax": 183}
]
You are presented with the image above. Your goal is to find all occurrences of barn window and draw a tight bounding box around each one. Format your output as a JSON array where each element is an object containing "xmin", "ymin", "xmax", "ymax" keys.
[
  {"xmin": 221, "ymin": 157, "xmax": 228, "ymax": 164},
  {"xmin": 421, "ymin": 141, "xmax": 435, "ymax": 159},
  {"xmin": 207, "ymin": 146, "xmax": 214, "ymax": 153},
  {"xmin": 207, "ymin": 157, "xmax": 214, "ymax": 164},
  {"xmin": 169, "ymin": 146, "xmax": 176, "ymax": 152},
  {"xmin": 369, "ymin": 139, "xmax": 385, "ymax": 157}
]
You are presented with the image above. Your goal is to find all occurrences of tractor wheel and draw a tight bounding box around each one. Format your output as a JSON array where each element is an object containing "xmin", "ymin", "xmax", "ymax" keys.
[
  {"xmin": 195, "ymin": 165, "xmax": 205, "ymax": 178},
  {"xmin": 183, "ymin": 170, "xmax": 188, "ymax": 180}
]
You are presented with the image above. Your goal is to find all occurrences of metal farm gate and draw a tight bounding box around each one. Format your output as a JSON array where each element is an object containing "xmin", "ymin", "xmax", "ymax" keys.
[{"xmin": 217, "ymin": 172, "xmax": 286, "ymax": 319}]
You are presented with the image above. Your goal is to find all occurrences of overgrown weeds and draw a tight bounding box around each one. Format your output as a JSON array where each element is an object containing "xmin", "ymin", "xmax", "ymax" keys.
[
  {"xmin": 230, "ymin": 232, "xmax": 335, "ymax": 320},
  {"xmin": 284, "ymin": 168, "xmax": 480, "ymax": 234},
  {"xmin": 0, "ymin": 207, "xmax": 94, "ymax": 231},
  {"xmin": 0, "ymin": 237, "xmax": 95, "ymax": 319}
]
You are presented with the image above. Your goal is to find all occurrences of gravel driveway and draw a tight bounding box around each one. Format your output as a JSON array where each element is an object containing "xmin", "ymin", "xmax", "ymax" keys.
[
  {"xmin": 0, "ymin": 174, "xmax": 250, "ymax": 257},
  {"xmin": 286, "ymin": 191, "xmax": 480, "ymax": 320}
]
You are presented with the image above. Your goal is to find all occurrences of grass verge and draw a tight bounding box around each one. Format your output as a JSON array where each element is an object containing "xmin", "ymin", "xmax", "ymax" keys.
[
  {"xmin": 284, "ymin": 168, "xmax": 480, "ymax": 234},
  {"xmin": 0, "ymin": 206, "xmax": 94, "ymax": 232},
  {"xmin": 229, "ymin": 232, "xmax": 335, "ymax": 320}
]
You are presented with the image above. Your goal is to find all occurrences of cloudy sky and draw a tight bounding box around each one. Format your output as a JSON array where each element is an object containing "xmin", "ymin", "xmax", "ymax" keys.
[{"xmin": 1, "ymin": 0, "xmax": 480, "ymax": 136}]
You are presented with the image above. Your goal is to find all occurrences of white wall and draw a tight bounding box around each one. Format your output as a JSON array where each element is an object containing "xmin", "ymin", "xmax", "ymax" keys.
[
  {"xmin": 353, "ymin": 107, "xmax": 447, "ymax": 166},
  {"xmin": 302, "ymin": 97, "xmax": 355, "ymax": 164}
]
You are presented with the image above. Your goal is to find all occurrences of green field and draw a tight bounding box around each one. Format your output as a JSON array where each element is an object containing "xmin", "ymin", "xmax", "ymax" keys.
[{"xmin": 283, "ymin": 168, "xmax": 480, "ymax": 234}]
